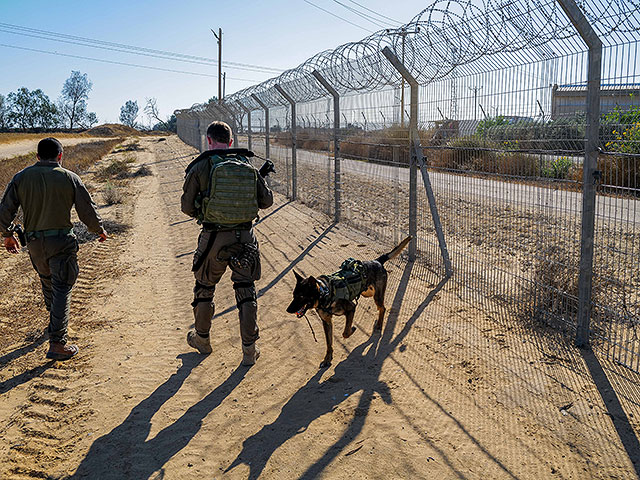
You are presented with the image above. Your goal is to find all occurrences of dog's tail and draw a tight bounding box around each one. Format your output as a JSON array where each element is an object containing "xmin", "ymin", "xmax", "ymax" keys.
[{"xmin": 375, "ymin": 236, "xmax": 412, "ymax": 265}]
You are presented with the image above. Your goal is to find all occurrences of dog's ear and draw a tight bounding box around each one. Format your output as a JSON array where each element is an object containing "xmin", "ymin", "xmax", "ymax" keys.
[
  {"xmin": 293, "ymin": 270, "xmax": 303, "ymax": 282},
  {"xmin": 308, "ymin": 275, "xmax": 317, "ymax": 287}
]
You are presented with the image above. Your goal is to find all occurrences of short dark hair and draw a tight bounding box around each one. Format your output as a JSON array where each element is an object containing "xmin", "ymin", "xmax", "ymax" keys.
[
  {"xmin": 206, "ymin": 121, "xmax": 232, "ymax": 144},
  {"xmin": 37, "ymin": 137, "xmax": 63, "ymax": 160}
]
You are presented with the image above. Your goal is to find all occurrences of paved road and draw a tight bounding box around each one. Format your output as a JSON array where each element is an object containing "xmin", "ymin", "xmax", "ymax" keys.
[
  {"xmin": 0, "ymin": 136, "xmax": 108, "ymax": 160},
  {"xmin": 265, "ymin": 144, "xmax": 640, "ymax": 225}
]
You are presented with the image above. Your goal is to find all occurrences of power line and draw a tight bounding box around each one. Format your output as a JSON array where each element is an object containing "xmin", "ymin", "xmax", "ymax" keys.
[
  {"xmin": 345, "ymin": 0, "xmax": 403, "ymax": 25},
  {"xmin": 0, "ymin": 27, "xmax": 276, "ymax": 75},
  {"xmin": 329, "ymin": 0, "xmax": 393, "ymax": 29},
  {"xmin": 0, "ymin": 22, "xmax": 284, "ymax": 74},
  {"xmin": 0, "ymin": 43, "xmax": 262, "ymax": 82},
  {"xmin": 301, "ymin": 0, "xmax": 374, "ymax": 33}
]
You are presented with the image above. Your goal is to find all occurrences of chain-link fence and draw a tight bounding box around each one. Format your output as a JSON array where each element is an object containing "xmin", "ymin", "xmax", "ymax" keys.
[{"xmin": 176, "ymin": 0, "xmax": 640, "ymax": 373}]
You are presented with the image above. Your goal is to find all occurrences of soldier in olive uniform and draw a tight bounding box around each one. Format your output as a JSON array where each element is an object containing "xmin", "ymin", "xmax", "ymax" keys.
[
  {"xmin": 181, "ymin": 121, "xmax": 273, "ymax": 365},
  {"xmin": 0, "ymin": 138, "xmax": 106, "ymax": 361}
]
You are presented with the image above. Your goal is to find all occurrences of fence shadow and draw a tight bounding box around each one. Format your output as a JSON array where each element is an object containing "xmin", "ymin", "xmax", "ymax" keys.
[
  {"xmin": 226, "ymin": 262, "xmax": 451, "ymax": 479},
  {"xmin": 581, "ymin": 349, "xmax": 640, "ymax": 477},
  {"xmin": 69, "ymin": 353, "xmax": 249, "ymax": 479}
]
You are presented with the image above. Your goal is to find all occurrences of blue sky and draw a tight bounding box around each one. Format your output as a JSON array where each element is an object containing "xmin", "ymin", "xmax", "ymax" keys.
[{"xmin": 0, "ymin": 0, "xmax": 430, "ymax": 125}]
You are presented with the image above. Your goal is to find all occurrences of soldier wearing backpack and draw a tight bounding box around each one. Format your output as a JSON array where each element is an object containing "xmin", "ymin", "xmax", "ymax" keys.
[{"xmin": 181, "ymin": 121, "xmax": 273, "ymax": 365}]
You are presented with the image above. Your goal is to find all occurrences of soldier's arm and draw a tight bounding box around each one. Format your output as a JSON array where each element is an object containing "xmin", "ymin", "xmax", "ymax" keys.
[
  {"xmin": 181, "ymin": 170, "xmax": 200, "ymax": 218},
  {"xmin": 256, "ymin": 174, "xmax": 273, "ymax": 209},
  {"xmin": 71, "ymin": 174, "xmax": 104, "ymax": 234},
  {"xmin": 0, "ymin": 179, "xmax": 20, "ymax": 237}
]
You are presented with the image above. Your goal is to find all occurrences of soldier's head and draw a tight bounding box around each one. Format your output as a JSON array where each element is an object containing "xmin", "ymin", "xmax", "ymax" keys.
[
  {"xmin": 37, "ymin": 137, "xmax": 63, "ymax": 163},
  {"xmin": 206, "ymin": 121, "xmax": 232, "ymax": 149}
]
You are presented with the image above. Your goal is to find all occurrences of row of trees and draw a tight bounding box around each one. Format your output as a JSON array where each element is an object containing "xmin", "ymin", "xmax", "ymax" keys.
[
  {"xmin": 1, "ymin": 71, "xmax": 177, "ymax": 133},
  {"xmin": 0, "ymin": 71, "xmax": 98, "ymax": 131}
]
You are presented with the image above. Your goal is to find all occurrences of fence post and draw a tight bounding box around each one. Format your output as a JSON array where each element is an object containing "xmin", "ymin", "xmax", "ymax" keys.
[
  {"xmin": 382, "ymin": 46, "xmax": 452, "ymax": 274},
  {"xmin": 275, "ymin": 84, "xmax": 297, "ymax": 201},
  {"xmin": 238, "ymin": 102, "xmax": 252, "ymax": 151},
  {"xmin": 219, "ymin": 103, "xmax": 239, "ymax": 146},
  {"xmin": 557, "ymin": 0, "xmax": 602, "ymax": 348},
  {"xmin": 312, "ymin": 70, "xmax": 341, "ymax": 223},
  {"xmin": 251, "ymin": 94, "xmax": 270, "ymax": 160}
]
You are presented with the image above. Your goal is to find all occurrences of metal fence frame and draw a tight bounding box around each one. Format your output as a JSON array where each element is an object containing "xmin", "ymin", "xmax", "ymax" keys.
[{"xmin": 176, "ymin": 0, "xmax": 640, "ymax": 371}]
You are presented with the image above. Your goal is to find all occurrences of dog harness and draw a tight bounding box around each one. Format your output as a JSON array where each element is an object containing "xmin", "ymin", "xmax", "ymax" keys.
[{"xmin": 317, "ymin": 258, "xmax": 367, "ymax": 313}]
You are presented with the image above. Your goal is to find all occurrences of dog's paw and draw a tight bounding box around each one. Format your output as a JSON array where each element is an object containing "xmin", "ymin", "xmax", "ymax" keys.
[
  {"xmin": 342, "ymin": 326, "xmax": 356, "ymax": 338},
  {"xmin": 319, "ymin": 359, "xmax": 332, "ymax": 368}
]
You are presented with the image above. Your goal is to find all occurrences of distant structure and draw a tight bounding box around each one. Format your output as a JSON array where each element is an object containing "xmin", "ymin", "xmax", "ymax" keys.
[{"xmin": 551, "ymin": 83, "xmax": 640, "ymax": 119}]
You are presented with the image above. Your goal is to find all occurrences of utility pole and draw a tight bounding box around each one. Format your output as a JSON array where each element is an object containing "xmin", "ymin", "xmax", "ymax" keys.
[
  {"xmin": 223, "ymin": 72, "xmax": 226, "ymax": 99},
  {"xmin": 211, "ymin": 28, "xmax": 223, "ymax": 103},
  {"xmin": 468, "ymin": 86, "xmax": 483, "ymax": 121},
  {"xmin": 386, "ymin": 26, "xmax": 420, "ymax": 128}
]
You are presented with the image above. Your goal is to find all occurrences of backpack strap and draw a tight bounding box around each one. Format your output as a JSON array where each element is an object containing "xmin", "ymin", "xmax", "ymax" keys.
[{"xmin": 184, "ymin": 148, "xmax": 255, "ymax": 175}]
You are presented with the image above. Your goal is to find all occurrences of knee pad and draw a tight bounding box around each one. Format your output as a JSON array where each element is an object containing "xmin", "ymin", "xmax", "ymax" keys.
[
  {"xmin": 192, "ymin": 281, "xmax": 215, "ymax": 308},
  {"xmin": 233, "ymin": 281, "xmax": 256, "ymax": 308}
]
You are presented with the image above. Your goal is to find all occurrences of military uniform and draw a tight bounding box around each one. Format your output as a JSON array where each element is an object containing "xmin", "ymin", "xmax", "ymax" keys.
[
  {"xmin": 181, "ymin": 149, "xmax": 273, "ymax": 355},
  {"xmin": 0, "ymin": 160, "xmax": 103, "ymax": 345}
]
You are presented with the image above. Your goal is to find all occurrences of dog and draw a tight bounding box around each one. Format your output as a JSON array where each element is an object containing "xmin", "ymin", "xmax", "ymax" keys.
[{"xmin": 286, "ymin": 236, "xmax": 412, "ymax": 368}]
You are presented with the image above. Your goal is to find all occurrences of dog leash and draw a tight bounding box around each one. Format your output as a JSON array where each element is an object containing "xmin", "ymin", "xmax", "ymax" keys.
[{"xmin": 303, "ymin": 314, "xmax": 318, "ymax": 343}]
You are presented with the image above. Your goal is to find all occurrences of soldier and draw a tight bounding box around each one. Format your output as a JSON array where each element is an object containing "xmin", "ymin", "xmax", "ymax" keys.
[
  {"xmin": 0, "ymin": 137, "xmax": 106, "ymax": 361},
  {"xmin": 181, "ymin": 121, "xmax": 273, "ymax": 365}
]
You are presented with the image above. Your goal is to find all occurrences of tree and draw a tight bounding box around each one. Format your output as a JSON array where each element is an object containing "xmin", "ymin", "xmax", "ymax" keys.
[
  {"xmin": 144, "ymin": 98, "xmax": 177, "ymax": 132},
  {"xmin": 59, "ymin": 71, "xmax": 94, "ymax": 130},
  {"xmin": 0, "ymin": 94, "xmax": 9, "ymax": 130},
  {"xmin": 119, "ymin": 100, "xmax": 139, "ymax": 128},
  {"xmin": 144, "ymin": 97, "xmax": 169, "ymax": 130},
  {"xmin": 78, "ymin": 111, "xmax": 99, "ymax": 129},
  {"xmin": 7, "ymin": 87, "xmax": 59, "ymax": 130}
]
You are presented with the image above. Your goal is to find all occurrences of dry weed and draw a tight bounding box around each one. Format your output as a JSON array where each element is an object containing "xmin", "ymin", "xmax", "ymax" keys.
[
  {"xmin": 102, "ymin": 181, "xmax": 124, "ymax": 205},
  {"xmin": 0, "ymin": 139, "xmax": 123, "ymax": 193}
]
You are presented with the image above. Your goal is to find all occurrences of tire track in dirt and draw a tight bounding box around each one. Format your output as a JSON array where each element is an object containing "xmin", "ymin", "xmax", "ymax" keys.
[{"xmin": 0, "ymin": 138, "xmax": 140, "ymax": 480}]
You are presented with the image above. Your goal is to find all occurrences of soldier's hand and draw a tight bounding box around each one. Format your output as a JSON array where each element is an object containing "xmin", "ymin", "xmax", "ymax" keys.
[
  {"xmin": 98, "ymin": 231, "xmax": 107, "ymax": 243},
  {"xmin": 4, "ymin": 236, "xmax": 20, "ymax": 254}
]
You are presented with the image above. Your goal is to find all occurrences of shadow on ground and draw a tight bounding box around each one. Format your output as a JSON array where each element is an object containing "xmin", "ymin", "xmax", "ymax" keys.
[
  {"xmin": 226, "ymin": 262, "xmax": 449, "ymax": 479},
  {"xmin": 69, "ymin": 353, "xmax": 247, "ymax": 479}
]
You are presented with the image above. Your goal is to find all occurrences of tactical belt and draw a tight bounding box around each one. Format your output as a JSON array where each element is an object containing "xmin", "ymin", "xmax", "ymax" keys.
[
  {"xmin": 26, "ymin": 228, "xmax": 73, "ymax": 241},
  {"xmin": 202, "ymin": 222, "xmax": 253, "ymax": 232}
]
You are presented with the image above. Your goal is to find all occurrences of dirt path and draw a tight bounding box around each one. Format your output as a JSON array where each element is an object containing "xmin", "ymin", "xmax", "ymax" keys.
[
  {"xmin": 0, "ymin": 136, "xmax": 639, "ymax": 479},
  {"xmin": 0, "ymin": 137, "xmax": 111, "ymax": 160}
]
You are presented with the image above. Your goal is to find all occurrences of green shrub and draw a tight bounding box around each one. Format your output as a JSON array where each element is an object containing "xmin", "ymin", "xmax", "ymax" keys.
[{"xmin": 542, "ymin": 156, "xmax": 573, "ymax": 179}]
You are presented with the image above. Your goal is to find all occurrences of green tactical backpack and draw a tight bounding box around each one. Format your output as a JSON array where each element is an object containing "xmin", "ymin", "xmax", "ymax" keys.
[{"xmin": 201, "ymin": 154, "xmax": 259, "ymax": 226}]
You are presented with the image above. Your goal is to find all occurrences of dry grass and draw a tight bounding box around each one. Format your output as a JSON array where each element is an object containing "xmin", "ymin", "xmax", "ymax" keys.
[
  {"xmin": 102, "ymin": 181, "xmax": 124, "ymax": 205},
  {"xmin": 0, "ymin": 139, "xmax": 123, "ymax": 193},
  {"xmin": 95, "ymin": 155, "xmax": 136, "ymax": 181},
  {"xmin": 0, "ymin": 132, "xmax": 89, "ymax": 145}
]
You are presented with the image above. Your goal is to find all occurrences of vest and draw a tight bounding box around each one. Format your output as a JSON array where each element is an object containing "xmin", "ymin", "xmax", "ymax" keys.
[
  {"xmin": 201, "ymin": 154, "xmax": 259, "ymax": 226},
  {"xmin": 320, "ymin": 258, "xmax": 367, "ymax": 305}
]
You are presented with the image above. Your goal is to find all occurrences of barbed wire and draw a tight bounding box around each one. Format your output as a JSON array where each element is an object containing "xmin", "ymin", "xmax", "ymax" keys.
[{"xmin": 177, "ymin": 0, "xmax": 640, "ymax": 116}]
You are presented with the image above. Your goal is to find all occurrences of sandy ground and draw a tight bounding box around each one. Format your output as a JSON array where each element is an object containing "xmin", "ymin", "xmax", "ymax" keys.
[
  {"xmin": 0, "ymin": 137, "xmax": 109, "ymax": 160},
  {"xmin": 0, "ymin": 135, "xmax": 639, "ymax": 480}
]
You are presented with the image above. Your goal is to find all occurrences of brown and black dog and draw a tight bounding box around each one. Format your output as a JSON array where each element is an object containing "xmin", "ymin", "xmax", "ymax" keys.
[{"xmin": 286, "ymin": 237, "xmax": 411, "ymax": 368}]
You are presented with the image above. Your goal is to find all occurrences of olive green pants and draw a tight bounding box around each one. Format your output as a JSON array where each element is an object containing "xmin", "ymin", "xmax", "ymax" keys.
[
  {"xmin": 192, "ymin": 229, "xmax": 261, "ymax": 346},
  {"xmin": 27, "ymin": 234, "xmax": 79, "ymax": 344}
]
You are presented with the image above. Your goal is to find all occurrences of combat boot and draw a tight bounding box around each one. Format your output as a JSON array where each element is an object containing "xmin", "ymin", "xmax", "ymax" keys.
[
  {"xmin": 242, "ymin": 342, "xmax": 260, "ymax": 366},
  {"xmin": 187, "ymin": 330, "xmax": 212, "ymax": 354},
  {"xmin": 46, "ymin": 342, "xmax": 79, "ymax": 361}
]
